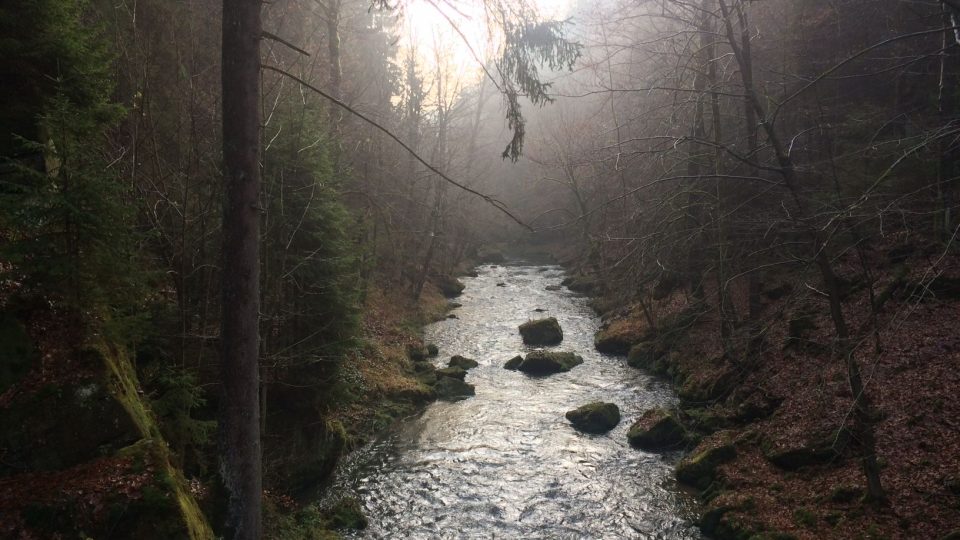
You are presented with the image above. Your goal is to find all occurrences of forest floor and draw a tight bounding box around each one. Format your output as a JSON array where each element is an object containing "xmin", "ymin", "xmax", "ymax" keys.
[{"xmin": 580, "ymin": 239, "xmax": 960, "ymax": 540}]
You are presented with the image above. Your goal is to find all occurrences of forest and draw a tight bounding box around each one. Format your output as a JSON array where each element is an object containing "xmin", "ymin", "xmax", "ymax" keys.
[{"xmin": 1, "ymin": 0, "xmax": 960, "ymax": 538}]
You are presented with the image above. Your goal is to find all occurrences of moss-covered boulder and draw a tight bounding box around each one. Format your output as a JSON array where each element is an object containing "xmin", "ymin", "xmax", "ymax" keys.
[
  {"xmin": 448, "ymin": 355, "xmax": 479, "ymax": 370},
  {"xmin": 512, "ymin": 351, "xmax": 583, "ymax": 375},
  {"xmin": 435, "ymin": 367, "xmax": 467, "ymax": 380},
  {"xmin": 426, "ymin": 343, "xmax": 439, "ymax": 357},
  {"xmin": 434, "ymin": 275, "xmax": 466, "ymax": 298},
  {"xmin": 518, "ymin": 317, "xmax": 563, "ymax": 345},
  {"xmin": 566, "ymin": 402, "xmax": 621, "ymax": 433},
  {"xmin": 324, "ymin": 496, "xmax": 368, "ymax": 530},
  {"xmin": 433, "ymin": 377, "xmax": 475, "ymax": 401},
  {"xmin": 627, "ymin": 408, "xmax": 686, "ymax": 451},
  {"xmin": 594, "ymin": 318, "xmax": 648, "ymax": 355},
  {"xmin": 676, "ymin": 440, "xmax": 737, "ymax": 490},
  {"xmin": 504, "ymin": 355, "xmax": 524, "ymax": 370},
  {"xmin": 392, "ymin": 384, "xmax": 436, "ymax": 405}
]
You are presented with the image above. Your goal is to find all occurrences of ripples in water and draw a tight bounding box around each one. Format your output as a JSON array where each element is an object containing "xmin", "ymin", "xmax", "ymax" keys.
[{"xmin": 326, "ymin": 264, "xmax": 702, "ymax": 539}]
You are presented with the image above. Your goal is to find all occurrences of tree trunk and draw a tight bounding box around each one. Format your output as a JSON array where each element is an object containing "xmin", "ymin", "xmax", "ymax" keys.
[{"xmin": 220, "ymin": 0, "xmax": 263, "ymax": 537}]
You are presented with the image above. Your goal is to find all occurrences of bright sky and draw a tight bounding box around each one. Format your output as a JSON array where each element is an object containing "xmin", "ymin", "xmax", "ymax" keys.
[{"xmin": 400, "ymin": 0, "xmax": 571, "ymax": 85}]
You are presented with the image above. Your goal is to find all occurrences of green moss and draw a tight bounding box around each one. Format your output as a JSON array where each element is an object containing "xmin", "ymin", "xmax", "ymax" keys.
[{"xmin": 676, "ymin": 441, "xmax": 737, "ymax": 491}]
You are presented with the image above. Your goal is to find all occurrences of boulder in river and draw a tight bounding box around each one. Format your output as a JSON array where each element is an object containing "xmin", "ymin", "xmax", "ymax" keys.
[
  {"xmin": 435, "ymin": 366, "xmax": 467, "ymax": 380},
  {"xmin": 561, "ymin": 275, "xmax": 597, "ymax": 294},
  {"xmin": 566, "ymin": 402, "xmax": 621, "ymax": 433},
  {"xmin": 503, "ymin": 355, "xmax": 524, "ymax": 370},
  {"xmin": 518, "ymin": 317, "xmax": 563, "ymax": 345},
  {"xmin": 627, "ymin": 408, "xmax": 686, "ymax": 451},
  {"xmin": 433, "ymin": 376, "xmax": 475, "ymax": 401},
  {"xmin": 448, "ymin": 355, "xmax": 479, "ymax": 370},
  {"xmin": 545, "ymin": 285, "xmax": 562, "ymax": 291},
  {"xmin": 512, "ymin": 351, "xmax": 583, "ymax": 375},
  {"xmin": 426, "ymin": 343, "xmax": 439, "ymax": 357}
]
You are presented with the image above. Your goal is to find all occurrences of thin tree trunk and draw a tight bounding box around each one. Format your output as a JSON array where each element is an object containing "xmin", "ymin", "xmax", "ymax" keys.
[{"xmin": 220, "ymin": 0, "xmax": 263, "ymax": 537}]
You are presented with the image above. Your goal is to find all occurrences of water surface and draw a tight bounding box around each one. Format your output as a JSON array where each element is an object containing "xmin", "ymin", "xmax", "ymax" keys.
[{"xmin": 328, "ymin": 264, "xmax": 702, "ymax": 539}]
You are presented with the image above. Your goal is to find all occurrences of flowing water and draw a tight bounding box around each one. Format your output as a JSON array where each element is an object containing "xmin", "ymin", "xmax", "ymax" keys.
[{"xmin": 327, "ymin": 264, "xmax": 702, "ymax": 539}]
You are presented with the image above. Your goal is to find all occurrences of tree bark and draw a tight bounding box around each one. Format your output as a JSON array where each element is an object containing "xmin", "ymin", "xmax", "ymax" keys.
[{"xmin": 220, "ymin": 0, "xmax": 263, "ymax": 537}]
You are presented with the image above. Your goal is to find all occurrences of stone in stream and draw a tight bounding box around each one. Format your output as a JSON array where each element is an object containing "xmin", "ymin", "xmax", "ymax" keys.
[
  {"xmin": 435, "ymin": 366, "xmax": 467, "ymax": 380},
  {"xmin": 518, "ymin": 317, "xmax": 563, "ymax": 345},
  {"xmin": 545, "ymin": 285, "xmax": 562, "ymax": 291},
  {"xmin": 496, "ymin": 282, "xmax": 507, "ymax": 287},
  {"xmin": 448, "ymin": 355, "xmax": 479, "ymax": 370},
  {"xmin": 503, "ymin": 355, "xmax": 524, "ymax": 370},
  {"xmin": 533, "ymin": 308, "xmax": 547, "ymax": 312},
  {"xmin": 433, "ymin": 376, "xmax": 475, "ymax": 401},
  {"xmin": 426, "ymin": 343, "xmax": 439, "ymax": 357},
  {"xmin": 447, "ymin": 314, "xmax": 458, "ymax": 319},
  {"xmin": 508, "ymin": 351, "xmax": 583, "ymax": 375},
  {"xmin": 566, "ymin": 402, "xmax": 621, "ymax": 434},
  {"xmin": 627, "ymin": 408, "xmax": 686, "ymax": 451}
]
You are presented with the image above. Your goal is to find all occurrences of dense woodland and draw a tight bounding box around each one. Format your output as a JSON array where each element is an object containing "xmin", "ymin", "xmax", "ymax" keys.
[{"xmin": 1, "ymin": 0, "xmax": 960, "ymax": 538}]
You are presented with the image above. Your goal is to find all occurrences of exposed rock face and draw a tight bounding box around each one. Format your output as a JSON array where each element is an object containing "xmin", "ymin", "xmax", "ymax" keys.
[
  {"xmin": 627, "ymin": 408, "xmax": 686, "ymax": 451},
  {"xmin": 433, "ymin": 377, "xmax": 475, "ymax": 401},
  {"xmin": 508, "ymin": 351, "xmax": 583, "ymax": 375},
  {"xmin": 566, "ymin": 402, "xmax": 621, "ymax": 433},
  {"xmin": 518, "ymin": 317, "xmax": 563, "ymax": 345},
  {"xmin": 448, "ymin": 355, "xmax": 479, "ymax": 370}
]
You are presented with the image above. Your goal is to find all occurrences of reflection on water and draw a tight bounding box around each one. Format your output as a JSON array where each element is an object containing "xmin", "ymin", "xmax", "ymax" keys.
[{"xmin": 326, "ymin": 264, "xmax": 702, "ymax": 539}]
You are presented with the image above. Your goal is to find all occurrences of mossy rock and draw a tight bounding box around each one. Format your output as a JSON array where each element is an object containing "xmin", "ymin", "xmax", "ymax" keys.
[
  {"xmin": 513, "ymin": 351, "xmax": 583, "ymax": 375},
  {"xmin": 565, "ymin": 402, "xmax": 621, "ymax": 434},
  {"xmin": 676, "ymin": 442, "xmax": 737, "ymax": 490},
  {"xmin": 433, "ymin": 377, "xmax": 475, "ymax": 401},
  {"xmin": 435, "ymin": 367, "xmax": 467, "ymax": 380},
  {"xmin": 434, "ymin": 275, "xmax": 466, "ymax": 298},
  {"xmin": 426, "ymin": 343, "xmax": 439, "ymax": 357},
  {"xmin": 627, "ymin": 342, "xmax": 665, "ymax": 371},
  {"xmin": 448, "ymin": 355, "xmax": 479, "ymax": 370},
  {"xmin": 518, "ymin": 317, "xmax": 563, "ymax": 345},
  {"xmin": 325, "ymin": 497, "xmax": 368, "ymax": 530},
  {"xmin": 628, "ymin": 408, "xmax": 686, "ymax": 451},
  {"xmin": 504, "ymin": 355, "xmax": 524, "ymax": 370}
]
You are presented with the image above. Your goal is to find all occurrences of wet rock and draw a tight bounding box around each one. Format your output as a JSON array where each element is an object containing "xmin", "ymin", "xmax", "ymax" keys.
[
  {"xmin": 435, "ymin": 367, "xmax": 467, "ymax": 380},
  {"xmin": 463, "ymin": 269, "xmax": 480, "ymax": 278},
  {"xmin": 518, "ymin": 317, "xmax": 563, "ymax": 345},
  {"xmin": 503, "ymin": 355, "xmax": 524, "ymax": 370},
  {"xmin": 426, "ymin": 343, "xmax": 439, "ymax": 357},
  {"xmin": 627, "ymin": 408, "xmax": 686, "ymax": 451},
  {"xmin": 566, "ymin": 402, "xmax": 621, "ymax": 433},
  {"xmin": 447, "ymin": 314, "xmax": 458, "ymax": 319},
  {"xmin": 434, "ymin": 275, "xmax": 466, "ymax": 298},
  {"xmin": 676, "ymin": 439, "xmax": 737, "ymax": 490},
  {"xmin": 325, "ymin": 496, "xmax": 368, "ymax": 530},
  {"xmin": 496, "ymin": 282, "xmax": 507, "ymax": 287},
  {"xmin": 448, "ymin": 355, "xmax": 479, "ymax": 370},
  {"xmin": 433, "ymin": 376, "xmax": 475, "ymax": 401},
  {"xmin": 545, "ymin": 285, "xmax": 562, "ymax": 291},
  {"xmin": 533, "ymin": 308, "xmax": 547, "ymax": 312},
  {"xmin": 448, "ymin": 302, "xmax": 463, "ymax": 309},
  {"xmin": 513, "ymin": 351, "xmax": 583, "ymax": 375}
]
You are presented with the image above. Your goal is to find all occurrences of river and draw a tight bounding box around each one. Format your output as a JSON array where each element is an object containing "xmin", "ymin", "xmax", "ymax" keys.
[{"xmin": 327, "ymin": 263, "xmax": 702, "ymax": 539}]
